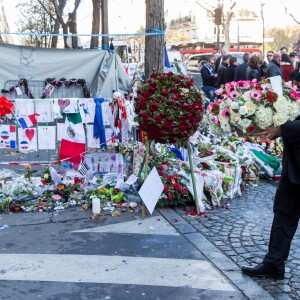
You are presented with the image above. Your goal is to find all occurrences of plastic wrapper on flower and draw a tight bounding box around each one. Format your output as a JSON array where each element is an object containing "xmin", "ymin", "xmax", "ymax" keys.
[
  {"xmin": 203, "ymin": 170, "xmax": 224, "ymax": 206},
  {"xmin": 134, "ymin": 72, "xmax": 203, "ymax": 144}
]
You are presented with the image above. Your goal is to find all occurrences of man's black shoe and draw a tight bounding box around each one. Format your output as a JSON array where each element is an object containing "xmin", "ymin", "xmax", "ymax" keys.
[{"xmin": 242, "ymin": 263, "xmax": 284, "ymax": 280}]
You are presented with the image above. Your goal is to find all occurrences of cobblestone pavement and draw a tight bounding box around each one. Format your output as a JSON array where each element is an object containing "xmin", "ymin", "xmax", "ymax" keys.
[{"xmin": 175, "ymin": 180, "xmax": 300, "ymax": 300}]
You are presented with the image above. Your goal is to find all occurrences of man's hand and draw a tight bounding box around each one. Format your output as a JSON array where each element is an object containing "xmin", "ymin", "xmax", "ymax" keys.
[{"xmin": 251, "ymin": 125, "xmax": 281, "ymax": 140}]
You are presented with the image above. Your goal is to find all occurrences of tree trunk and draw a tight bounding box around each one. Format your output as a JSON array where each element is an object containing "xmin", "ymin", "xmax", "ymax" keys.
[
  {"xmin": 67, "ymin": 0, "xmax": 81, "ymax": 49},
  {"xmin": 50, "ymin": 0, "xmax": 67, "ymax": 48},
  {"xmin": 101, "ymin": 0, "xmax": 109, "ymax": 50},
  {"xmin": 145, "ymin": 0, "xmax": 164, "ymax": 79},
  {"xmin": 223, "ymin": 11, "xmax": 231, "ymax": 50},
  {"xmin": 91, "ymin": 0, "xmax": 101, "ymax": 49}
]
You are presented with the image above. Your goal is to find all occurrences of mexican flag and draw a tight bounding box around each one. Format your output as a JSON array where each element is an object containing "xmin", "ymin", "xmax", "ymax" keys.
[{"xmin": 59, "ymin": 112, "xmax": 86, "ymax": 169}]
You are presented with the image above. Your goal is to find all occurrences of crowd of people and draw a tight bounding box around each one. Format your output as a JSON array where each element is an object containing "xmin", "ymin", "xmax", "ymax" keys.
[{"xmin": 200, "ymin": 46, "xmax": 300, "ymax": 104}]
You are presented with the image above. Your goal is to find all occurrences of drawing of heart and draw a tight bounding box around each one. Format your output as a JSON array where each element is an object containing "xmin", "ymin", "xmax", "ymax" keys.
[
  {"xmin": 25, "ymin": 129, "xmax": 35, "ymax": 141},
  {"xmin": 58, "ymin": 99, "xmax": 70, "ymax": 109}
]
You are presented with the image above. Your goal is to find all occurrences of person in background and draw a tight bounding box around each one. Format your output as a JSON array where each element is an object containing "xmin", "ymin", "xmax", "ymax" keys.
[
  {"xmin": 260, "ymin": 61, "xmax": 268, "ymax": 80},
  {"xmin": 215, "ymin": 46, "xmax": 228, "ymax": 72},
  {"xmin": 216, "ymin": 54, "xmax": 231, "ymax": 87},
  {"xmin": 234, "ymin": 52, "xmax": 250, "ymax": 81},
  {"xmin": 289, "ymin": 52, "xmax": 298, "ymax": 69},
  {"xmin": 200, "ymin": 56, "xmax": 218, "ymax": 104},
  {"xmin": 266, "ymin": 52, "xmax": 282, "ymax": 78},
  {"xmin": 281, "ymin": 53, "xmax": 294, "ymax": 82},
  {"xmin": 290, "ymin": 62, "xmax": 300, "ymax": 83},
  {"xmin": 280, "ymin": 46, "xmax": 288, "ymax": 54},
  {"xmin": 246, "ymin": 55, "xmax": 261, "ymax": 81},
  {"xmin": 266, "ymin": 51, "xmax": 274, "ymax": 63},
  {"xmin": 224, "ymin": 56, "xmax": 238, "ymax": 83}
]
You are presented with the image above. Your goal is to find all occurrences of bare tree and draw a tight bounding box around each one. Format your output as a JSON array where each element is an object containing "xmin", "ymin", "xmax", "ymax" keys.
[
  {"xmin": 281, "ymin": 0, "xmax": 300, "ymax": 24},
  {"xmin": 50, "ymin": 0, "xmax": 81, "ymax": 48},
  {"xmin": 145, "ymin": 0, "xmax": 164, "ymax": 78},
  {"xmin": 90, "ymin": 0, "xmax": 101, "ymax": 49}
]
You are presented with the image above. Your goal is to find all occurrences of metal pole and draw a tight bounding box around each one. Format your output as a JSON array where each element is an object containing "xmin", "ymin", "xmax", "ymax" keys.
[
  {"xmin": 217, "ymin": 25, "xmax": 220, "ymax": 50},
  {"xmin": 237, "ymin": 19, "xmax": 240, "ymax": 52},
  {"xmin": 101, "ymin": 0, "xmax": 109, "ymax": 50}
]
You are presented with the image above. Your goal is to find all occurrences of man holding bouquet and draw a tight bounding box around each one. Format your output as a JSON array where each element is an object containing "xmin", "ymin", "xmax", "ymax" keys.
[{"xmin": 242, "ymin": 118, "xmax": 300, "ymax": 280}]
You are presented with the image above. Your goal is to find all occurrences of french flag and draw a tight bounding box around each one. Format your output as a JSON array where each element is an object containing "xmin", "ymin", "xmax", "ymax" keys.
[{"xmin": 18, "ymin": 114, "xmax": 39, "ymax": 129}]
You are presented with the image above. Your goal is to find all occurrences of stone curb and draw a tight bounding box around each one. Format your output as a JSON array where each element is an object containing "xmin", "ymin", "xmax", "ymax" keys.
[{"xmin": 158, "ymin": 207, "xmax": 275, "ymax": 300}]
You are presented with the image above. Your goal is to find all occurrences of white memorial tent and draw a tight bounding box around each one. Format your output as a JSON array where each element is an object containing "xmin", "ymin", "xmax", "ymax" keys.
[{"xmin": 0, "ymin": 43, "xmax": 132, "ymax": 98}]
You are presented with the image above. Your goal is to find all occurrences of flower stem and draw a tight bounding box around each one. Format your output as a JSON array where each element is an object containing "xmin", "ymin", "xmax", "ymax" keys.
[
  {"xmin": 187, "ymin": 139, "xmax": 200, "ymax": 215},
  {"xmin": 142, "ymin": 139, "xmax": 150, "ymax": 219}
]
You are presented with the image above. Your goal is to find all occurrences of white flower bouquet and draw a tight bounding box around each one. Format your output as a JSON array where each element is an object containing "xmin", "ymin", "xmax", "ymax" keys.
[{"xmin": 206, "ymin": 78, "xmax": 300, "ymax": 134}]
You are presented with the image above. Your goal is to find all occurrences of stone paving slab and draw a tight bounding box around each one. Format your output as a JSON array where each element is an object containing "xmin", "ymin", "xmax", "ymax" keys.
[{"xmin": 173, "ymin": 180, "xmax": 299, "ymax": 300}]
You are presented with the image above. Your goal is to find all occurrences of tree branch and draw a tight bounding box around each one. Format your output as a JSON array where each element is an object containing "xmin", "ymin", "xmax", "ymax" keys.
[
  {"xmin": 281, "ymin": 0, "xmax": 300, "ymax": 24},
  {"xmin": 195, "ymin": 0, "xmax": 215, "ymax": 17}
]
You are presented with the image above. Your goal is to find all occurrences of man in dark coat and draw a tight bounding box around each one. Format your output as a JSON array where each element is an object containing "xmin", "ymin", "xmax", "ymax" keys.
[
  {"xmin": 224, "ymin": 56, "xmax": 238, "ymax": 83},
  {"xmin": 234, "ymin": 53, "xmax": 250, "ymax": 81},
  {"xmin": 216, "ymin": 54, "xmax": 231, "ymax": 87},
  {"xmin": 215, "ymin": 46, "xmax": 228, "ymax": 72},
  {"xmin": 242, "ymin": 117, "xmax": 300, "ymax": 280},
  {"xmin": 200, "ymin": 56, "xmax": 218, "ymax": 104},
  {"xmin": 266, "ymin": 52, "xmax": 282, "ymax": 78}
]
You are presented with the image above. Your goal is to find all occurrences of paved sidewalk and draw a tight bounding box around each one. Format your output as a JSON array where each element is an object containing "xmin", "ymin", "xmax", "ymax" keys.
[{"xmin": 173, "ymin": 180, "xmax": 300, "ymax": 300}]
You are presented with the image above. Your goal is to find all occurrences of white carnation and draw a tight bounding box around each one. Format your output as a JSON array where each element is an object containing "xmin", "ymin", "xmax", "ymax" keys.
[
  {"xmin": 254, "ymin": 106, "xmax": 273, "ymax": 129},
  {"xmin": 239, "ymin": 105, "xmax": 248, "ymax": 116},
  {"xmin": 273, "ymin": 112, "xmax": 289, "ymax": 127},
  {"xmin": 230, "ymin": 101, "xmax": 239, "ymax": 110},
  {"xmin": 238, "ymin": 118, "xmax": 252, "ymax": 130},
  {"xmin": 288, "ymin": 102, "xmax": 300, "ymax": 120},
  {"xmin": 244, "ymin": 100, "xmax": 256, "ymax": 116},
  {"xmin": 242, "ymin": 90, "xmax": 251, "ymax": 101},
  {"xmin": 230, "ymin": 111, "xmax": 241, "ymax": 123},
  {"xmin": 273, "ymin": 96, "xmax": 291, "ymax": 112}
]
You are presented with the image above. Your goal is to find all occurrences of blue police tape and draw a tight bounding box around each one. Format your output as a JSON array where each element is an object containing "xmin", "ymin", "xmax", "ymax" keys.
[{"xmin": 0, "ymin": 28, "xmax": 164, "ymax": 38}]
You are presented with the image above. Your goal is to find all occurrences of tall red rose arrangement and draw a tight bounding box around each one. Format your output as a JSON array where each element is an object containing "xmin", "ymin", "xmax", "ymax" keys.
[{"xmin": 134, "ymin": 72, "xmax": 203, "ymax": 143}]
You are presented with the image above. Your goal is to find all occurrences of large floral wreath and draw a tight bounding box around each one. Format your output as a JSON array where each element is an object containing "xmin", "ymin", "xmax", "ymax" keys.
[{"xmin": 134, "ymin": 72, "xmax": 203, "ymax": 143}]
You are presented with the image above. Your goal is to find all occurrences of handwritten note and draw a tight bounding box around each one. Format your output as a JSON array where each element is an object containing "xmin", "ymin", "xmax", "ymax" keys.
[{"xmin": 138, "ymin": 167, "xmax": 164, "ymax": 214}]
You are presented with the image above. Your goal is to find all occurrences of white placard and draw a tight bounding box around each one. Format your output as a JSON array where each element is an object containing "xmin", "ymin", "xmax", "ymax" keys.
[
  {"xmin": 138, "ymin": 167, "xmax": 164, "ymax": 215},
  {"xmin": 38, "ymin": 126, "xmax": 56, "ymax": 150},
  {"xmin": 125, "ymin": 174, "xmax": 138, "ymax": 185},
  {"xmin": 18, "ymin": 127, "xmax": 37, "ymax": 152},
  {"xmin": 35, "ymin": 100, "xmax": 54, "ymax": 122},
  {"xmin": 56, "ymin": 123, "xmax": 65, "ymax": 141},
  {"xmin": 14, "ymin": 99, "xmax": 35, "ymax": 118},
  {"xmin": 269, "ymin": 75, "xmax": 283, "ymax": 96},
  {"xmin": 86, "ymin": 124, "xmax": 100, "ymax": 148}
]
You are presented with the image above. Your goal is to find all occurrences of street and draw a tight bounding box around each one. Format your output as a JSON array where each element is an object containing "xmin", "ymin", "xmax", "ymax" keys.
[{"xmin": 0, "ymin": 180, "xmax": 299, "ymax": 299}]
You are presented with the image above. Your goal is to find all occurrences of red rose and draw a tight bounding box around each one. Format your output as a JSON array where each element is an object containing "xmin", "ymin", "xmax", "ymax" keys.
[
  {"xmin": 163, "ymin": 186, "xmax": 169, "ymax": 192},
  {"xmin": 167, "ymin": 194, "xmax": 173, "ymax": 201},
  {"xmin": 173, "ymin": 183, "xmax": 181, "ymax": 190},
  {"xmin": 150, "ymin": 102, "xmax": 159, "ymax": 112}
]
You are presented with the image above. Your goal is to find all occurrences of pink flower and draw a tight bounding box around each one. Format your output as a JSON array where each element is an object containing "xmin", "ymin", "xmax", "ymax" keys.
[
  {"xmin": 228, "ymin": 90, "xmax": 240, "ymax": 99},
  {"xmin": 210, "ymin": 115, "xmax": 220, "ymax": 124},
  {"xmin": 52, "ymin": 194, "xmax": 62, "ymax": 201},
  {"xmin": 290, "ymin": 90, "xmax": 300, "ymax": 101},
  {"xmin": 236, "ymin": 80, "xmax": 250, "ymax": 89},
  {"xmin": 260, "ymin": 83, "xmax": 272, "ymax": 92},
  {"xmin": 221, "ymin": 108, "xmax": 230, "ymax": 118},
  {"xmin": 215, "ymin": 87, "xmax": 224, "ymax": 95},
  {"xmin": 250, "ymin": 89, "xmax": 262, "ymax": 102},
  {"xmin": 284, "ymin": 81, "xmax": 293, "ymax": 89}
]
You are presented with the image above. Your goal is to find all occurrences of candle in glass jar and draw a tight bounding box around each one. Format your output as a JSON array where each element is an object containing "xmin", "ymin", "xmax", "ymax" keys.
[{"xmin": 92, "ymin": 197, "xmax": 101, "ymax": 214}]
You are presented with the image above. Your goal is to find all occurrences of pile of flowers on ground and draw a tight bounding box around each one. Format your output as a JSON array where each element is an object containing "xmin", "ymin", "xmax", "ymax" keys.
[{"xmin": 205, "ymin": 79, "xmax": 300, "ymax": 134}]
